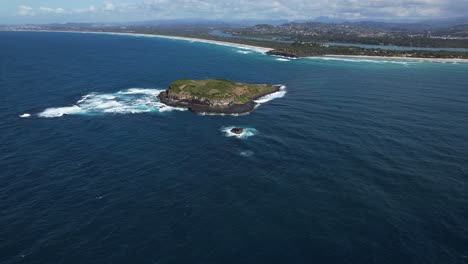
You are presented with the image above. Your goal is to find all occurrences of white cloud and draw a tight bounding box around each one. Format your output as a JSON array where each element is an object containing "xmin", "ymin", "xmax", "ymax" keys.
[
  {"xmin": 15, "ymin": 0, "xmax": 468, "ymax": 21},
  {"xmin": 124, "ymin": 0, "xmax": 467, "ymax": 19},
  {"xmin": 104, "ymin": 2, "xmax": 116, "ymax": 11},
  {"xmin": 18, "ymin": 5, "xmax": 35, "ymax": 16},
  {"xmin": 39, "ymin": 7, "xmax": 66, "ymax": 14},
  {"xmin": 75, "ymin": 5, "xmax": 97, "ymax": 13}
]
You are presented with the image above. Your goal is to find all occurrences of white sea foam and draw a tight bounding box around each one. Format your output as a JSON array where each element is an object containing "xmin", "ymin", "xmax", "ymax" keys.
[
  {"xmin": 275, "ymin": 58, "xmax": 290, "ymax": 62},
  {"xmin": 38, "ymin": 88, "xmax": 186, "ymax": 118},
  {"xmin": 222, "ymin": 126, "xmax": 258, "ymax": 139},
  {"xmin": 117, "ymin": 88, "xmax": 163, "ymax": 96},
  {"xmin": 306, "ymin": 57, "xmax": 416, "ymax": 65},
  {"xmin": 19, "ymin": 113, "xmax": 31, "ymax": 118},
  {"xmin": 254, "ymin": 85, "xmax": 287, "ymax": 104},
  {"xmin": 240, "ymin": 150, "xmax": 255, "ymax": 157},
  {"xmin": 38, "ymin": 106, "xmax": 84, "ymax": 118},
  {"xmin": 237, "ymin": 50, "xmax": 252, "ymax": 54}
]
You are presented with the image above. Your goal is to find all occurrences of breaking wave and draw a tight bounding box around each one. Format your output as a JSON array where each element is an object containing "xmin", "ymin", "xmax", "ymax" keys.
[
  {"xmin": 237, "ymin": 50, "xmax": 253, "ymax": 54},
  {"xmin": 306, "ymin": 57, "xmax": 417, "ymax": 65},
  {"xmin": 275, "ymin": 58, "xmax": 291, "ymax": 62},
  {"xmin": 38, "ymin": 88, "xmax": 186, "ymax": 118},
  {"xmin": 19, "ymin": 113, "xmax": 31, "ymax": 118},
  {"xmin": 254, "ymin": 85, "xmax": 287, "ymax": 104},
  {"xmin": 221, "ymin": 126, "xmax": 258, "ymax": 139}
]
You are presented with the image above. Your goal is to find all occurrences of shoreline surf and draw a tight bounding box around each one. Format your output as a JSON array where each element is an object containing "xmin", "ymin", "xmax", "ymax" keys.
[
  {"xmin": 3, "ymin": 30, "xmax": 468, "ymax": 63},
  {"xmin": 320, "ymin": 54, "xmax": 468, "ymax": 63}
]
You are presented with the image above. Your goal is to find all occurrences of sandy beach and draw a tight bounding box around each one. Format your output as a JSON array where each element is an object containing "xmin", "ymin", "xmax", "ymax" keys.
[
  {"xmin": 16, "ymin": 30, "xmax": 274, "ymax": 53},
  {"xmin": 5, "ymin": 30, "xmax": 468, "ymax": 62}
]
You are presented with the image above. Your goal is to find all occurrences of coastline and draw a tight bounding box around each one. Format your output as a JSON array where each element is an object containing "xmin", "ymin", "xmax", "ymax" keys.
[
  {"xmin": 3, "ymin": 30, "xmax": 468, "ymax": 62},
  {"xmin": 6, "ymin": 30, "xmax": 273, "ymax": 53},
  {"xmin": 321, "ymin": 54, "xmax": 468, "ymax": 63}
]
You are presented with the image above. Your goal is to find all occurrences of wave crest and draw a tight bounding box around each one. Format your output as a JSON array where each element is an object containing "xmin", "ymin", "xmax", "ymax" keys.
[
  {"xmin": 19, "ymin": 113, "xmax": 32, "ymax": 118},
  {"xmin": 254, "ymin": 85, "xmax": 287, "ymax": 104}
]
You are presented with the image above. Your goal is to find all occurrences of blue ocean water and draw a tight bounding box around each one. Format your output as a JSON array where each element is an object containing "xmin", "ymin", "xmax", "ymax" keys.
[{"xmin": 1, "ymin": 31, "xmax": 468, "ymax": 264}]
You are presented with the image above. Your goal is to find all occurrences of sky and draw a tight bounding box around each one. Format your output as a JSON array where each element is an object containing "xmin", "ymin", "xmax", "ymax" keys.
[{"xmin": 0, "ymin": 0, "xmax": 467, "ymax": 24}]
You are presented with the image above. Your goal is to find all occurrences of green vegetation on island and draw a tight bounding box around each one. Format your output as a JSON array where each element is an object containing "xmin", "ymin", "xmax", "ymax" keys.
[
  {"xmin": 158, "ymin": 79, "xmax": 281, "ymax": 114},
  {"xmin": 168, "ymin": 79, "xmax": 275, "ymax": 103}
]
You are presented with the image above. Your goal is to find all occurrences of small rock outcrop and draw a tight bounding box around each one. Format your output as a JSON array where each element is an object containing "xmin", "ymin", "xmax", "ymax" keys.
[{"xmin": 230, "ymin": 128, "xmax": 244, "ymax": 134}]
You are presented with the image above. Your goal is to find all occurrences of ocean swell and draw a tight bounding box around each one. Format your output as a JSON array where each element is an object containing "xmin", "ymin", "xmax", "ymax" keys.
[{"xmin": 38, "ymin": 88, "xmax": 186, "ymax": 118}]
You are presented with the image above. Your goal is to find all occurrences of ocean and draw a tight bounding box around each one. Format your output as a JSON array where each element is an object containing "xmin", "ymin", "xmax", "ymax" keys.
[{"xmin": 1, "ymin": 31, "xmax": 467, "ymax": 264}]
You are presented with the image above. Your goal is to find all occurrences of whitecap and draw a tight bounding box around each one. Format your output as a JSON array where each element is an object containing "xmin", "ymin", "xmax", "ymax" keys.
[
  {"xmin": 254, "ymin": 85, "xmax": 287, "ymax": 104},
  {"xmin": 117, "ymin": 88, "xmax": 163, "ymax": 96},
  {"xmin": 38, "ymin": 105, "xmax": 84, "ymax": 118},
  {"xmin": 275, "ymin": 58, "xmax": 290, "ymax": 62},
  {"xmin": 221, "ymin": 126, "xmax": 258, "ymax": 139},
  {"xmin": 240, "ymin": 150, "xmax": 254, "ymax": 157},
  {"xmin": 19, "ymin": 113, "xmax": 31, "ymax": 118},
  {"xmin": 38, "ymin": 88, "xmax": 186, "ymax": 118}
]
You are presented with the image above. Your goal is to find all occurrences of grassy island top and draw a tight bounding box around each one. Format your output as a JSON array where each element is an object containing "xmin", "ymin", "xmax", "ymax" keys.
[{"xmin": 167, "ymin": 79, "xmax": 275, "ymax": 103}]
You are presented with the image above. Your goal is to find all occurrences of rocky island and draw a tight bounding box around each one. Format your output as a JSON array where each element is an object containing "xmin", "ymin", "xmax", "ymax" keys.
[{"xmin": 158, "ymin": 79, "xmax": 281, "ymax": 114}]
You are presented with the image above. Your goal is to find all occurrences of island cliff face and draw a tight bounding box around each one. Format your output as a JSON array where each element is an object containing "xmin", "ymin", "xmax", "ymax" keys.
[{"xmin": 158, "ymin": 79, "xmax": 281, "ymax": 114}]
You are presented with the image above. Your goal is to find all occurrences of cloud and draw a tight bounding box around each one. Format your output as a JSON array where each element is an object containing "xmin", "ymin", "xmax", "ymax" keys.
[
  {"xmin": 18, "ymin": 5, "xmax": 66, "ymax": 16},
  {"xmin": 104, "ymin": 2, "xmax": 116, "ymax": 11},
  {"xmin": 75, "ymin": 5, "xmax": 97, "ymax": 14},
  {"xmin": 18, "ymin": 5, "xmax": 35, "ymax": 16},
  {"xmin": 127, "ymin": 0, "xmax": 468, "ymax": 19},
  {"xmin": 15, "ymin": 0, "xmax": 468, "ymax": 21},
  {"xmin": 39, "ymin": 7, "xmax": 66, "ymax": 14}
]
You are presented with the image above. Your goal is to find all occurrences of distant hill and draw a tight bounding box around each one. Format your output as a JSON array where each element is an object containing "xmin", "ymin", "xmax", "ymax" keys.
[
  {"xmin": 249, "ymin": 19, "xmax": 468, "ymax": 37},
  {"xmin": 420, "ymin": 17, "xmax": 468, "ymax": 28}
]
